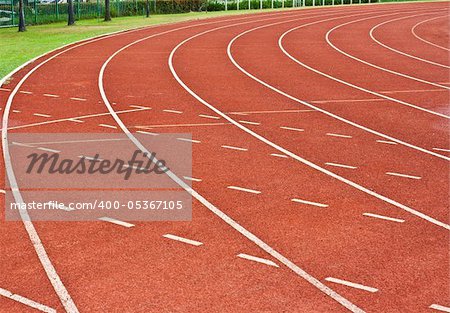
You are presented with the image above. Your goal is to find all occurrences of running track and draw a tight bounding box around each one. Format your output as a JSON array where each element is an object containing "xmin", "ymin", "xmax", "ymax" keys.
[{"xmin": 0, "ymin": 2, "xmax": 449, "ymax": 312}]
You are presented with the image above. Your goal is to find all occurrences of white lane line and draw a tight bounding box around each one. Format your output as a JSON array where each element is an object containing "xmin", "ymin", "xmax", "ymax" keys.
[
  {"xmin": 163, "ymin": 234, "xmax": 203, "ymax": 246},
  {"xmin": 433, "ymin": 148, "xmax": 450, "ymax": 152},
  {"xmin": 0, "ymin": 189, "xmax": 5, "ymax": 194},
  {"xmin": 199, "ymin": 114, "xmax": 220, "ymax": 119},
  {"xmin": 12, "ymin": 110, "xmax": 21, "ymax": 113},
  {"xmin": 227, "ymin": 186, "xmax": 261, "ymax": 194},
  {"xmin": 137, "ymin": 122, "xmax": 228, "ymax": 128},
  {"xmin": 98, "ymin": 217, "xmax": 134, "ymax": 228},
  {"xmin": 325, "ymin": 277, "xmax": 378, "ymax": 293},
  {"xmin": 221, "ymin": 145, "xmax": 248, "ymax": 151},
  {"xmin": 386, "ymin": 172, "xmax": 422, "ymax": 180},
  {"xmin": 33, "ymin": 113, "xmax": 51, "ymax": 118},
  {"xmin": 280, "ymin": 126, "xmax": 304, "ymax": 132},
  {"xmin": 0, "ymin": 87, "xmax": 11, "ymax": 92},
  {"xmin": 129, "ymin": 105, "xmax": 150, "ymax": 109},
  {"xmin": 43, "ymin": 93, "xmax": 59, "ymax": 98},
  {"xmin": 325, "ymin": 162, "xmax": 357, "ymax": 169},
  {"xmin": 176, "ymin": 137, "xmax": 201, "ymax": 143},
  {"xmin": 412, "ymin": 15, "xmax": 450, "ymax": 52},
  {"xmin": 326, "ymin": 133, "xmax": 352, "ymax": 139},
  {"xmin": 163, "ymin": 109, "xmax": 183, "ymax": 114},
  {"xmin": 270, "ymin": 153, "xmax": 289, "ymax": 158},
  {"xmin": 363, "ymin": 213, "xmax": 405, "ymax": 223},
  {"xmin": 136, "ymin": 130, "xmax": 158, "ymax": 136},
  {"xmin": 70, "ymin": 97, "xmax": 87, "ymax": 101},
  {"xmin": 380, "ymin": 89, "xmax": 446, "ymax": 94},
  {"xmin": 237, "ymin": 253, "xmax": 279, "ymax": 267},
  {"xmin": 183, "ymin": 176, "xmax": 202, "ymax": 182},
  {"xmin": 37, "ymin": 147, "xmax": 61, "ymax": 153},
  {"xmin": 229, "ymin": 109, "xmax": 315, "ymax": 114},
  {"xmin": 291, "ymin": 198, "xmax": 328, "ymax": 208},
  {"xmin": 430, "ymin": 304, "xmax": 450, "ymax": 312},
  {"xmin": 68, "ymin": 118, "xmax": 84, "ymax": 123},
  {"xmin": 98, "ymin": 123, "xmax": 117, "ymax": 129},
  {"xmin": 311, "ymin": 98, "xmax": 384, "ymax": 103},
  {"xmin": 239, "ymin": 120, "xmax": 261, "ymax": 125},
  {"xmin": 11, "ymin": 141, "xmax": 35, "ymax": 148},
  {"xmin": 376, "ymin": 139, "xmax": 397, "ymax": 145},
  {"xmin": 0, "ymin": 287, "xmax": 56, "ymax": 313},
  {"xmin": 19, "ymin": 90, "xmax": 32, "ymax": 94}
]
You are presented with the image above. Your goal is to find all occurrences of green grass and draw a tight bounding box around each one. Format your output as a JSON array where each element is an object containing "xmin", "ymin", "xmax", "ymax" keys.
[{"xmin": 0, "ymin": 9, "xmax": 293, "ymax": 79}]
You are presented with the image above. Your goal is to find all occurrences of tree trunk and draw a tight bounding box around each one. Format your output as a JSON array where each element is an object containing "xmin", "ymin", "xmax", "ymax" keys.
[
  {"xmin": 68, "ymin": 0, "xmax": 75, "ymax": 25},
  {"xmin": 104, "ymin": 0, "xmax": 111, "ymax": 21},
  {"xmin": 145, "ymin": 0, "xmax": 150, "ymax": 17},
  {"xmin": 18, "ymin": 0, "xmax": 26, "ymax": 32}
]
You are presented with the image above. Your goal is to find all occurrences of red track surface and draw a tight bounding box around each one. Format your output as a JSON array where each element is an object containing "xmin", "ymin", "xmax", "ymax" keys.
[{"xmin": 1, "ymin": 2, "xmax": 449, "ymax": 312}]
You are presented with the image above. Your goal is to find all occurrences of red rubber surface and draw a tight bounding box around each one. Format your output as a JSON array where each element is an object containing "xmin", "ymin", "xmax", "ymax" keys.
[{"xmin": 1, "ymin": 2, "xmax": 449, "ymax": 312}]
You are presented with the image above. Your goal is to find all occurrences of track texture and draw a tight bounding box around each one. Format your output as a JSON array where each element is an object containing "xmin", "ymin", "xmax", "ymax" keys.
[{"xmin": 1, "ymin": 2, "xmax": 449, "ymax": 312}]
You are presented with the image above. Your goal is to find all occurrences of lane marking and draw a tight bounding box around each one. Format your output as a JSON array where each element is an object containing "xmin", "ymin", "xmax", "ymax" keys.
[
  {"xmin": 430, "ymin": 304, "xmax": 450, "ymax": 312},
  {"xmin": 163, "ymin": 109, "xmax": 183, "ymax": 114},
  {"xmin": 380, "ymin": 89, "xmax": 446, "ymax": 94},
  {"xmin": 70, "ymin": 97, "xmax": 87, "ymax": 101},
  {"xmin": 433, "ymin": 148, "xmax": 450, "ymax": 152},
  {"xmin": 12, "ymin": 110, "xmax": 21, "ymax": 113},
  {"xmin": 376, "ymin": 139, "xmax": 397, "ymax": 145},
  {"xmin": 280, "ymin": 126, "xmax": 304, "ymax": 132},
  {"xmin": 43, "ymin": 93, "xmax": 59, "ymax": 98},
  {"xmin": 221, "ymin": 145, "xmax": 248, "ymax": 151},
  {"xmin": 270, "ymin": 153, "xmax": 289, "ymax": 158},
  {"xmin": 68, "ymin": 118, "xmax": 84, "ymax": 123},
  {"xmin": 199, "ymin": 114, "xmax": 220, "ymax": 119},
  {"xmin": 363, "ymin": 212, "xmax": 405, "ymax": 223},
  {"xmin": 291, "ymin": 198, "xmax": 328, "ymax": 208},
  {"xmin": 237, "ymin": 253, "xmax": 279, "ymax": 267},
  {"xmin": 325, "ymin": 277, "xmax": 378, "ymax": 293},
  {"xmin": 37, "ymin": 147, "xmax": 61, "ymax": 153},
  {"xmin": 33, "ymin": 113, "xmax": 51, "ymax": 118},
  {"xmin": 229, "ymin": 109, "xmax": 315, "ymax": 114},
  {"xmin": 411, "ymin": 15, "xmax": 450, "ymax": 52},
  {"xmin": 183, "ymin": 176, "xmax": 202, "ymax": 182},
  {"xmin": 163, "ymin": 234, "xmax": 203, "ymax": 246},
  {"xmin": 325, "ymin": 162, "xmax": 357, "ymax": 169},
  {"xmin": 129, "ymin": 105, "xmax": 150, "ymax": 109},
  {"xmin": 311, "ymin": 98, "xmax": 384, "ymax": 103},
  {"xmin": 0, "ymin": 287, "xmax": 56, "ymax": 313},
  {"xmin": 137, "ymin": 122, "xmax": 228, "ymax": 128},
  {"xmin": 176, "ymin": 137, "xmax": 201, "ymax": 143},
  {"xmin": 238, "ymin": 120, "xmax": 261, "ymax": 125},
  {"xmin": 11, "ymin": 141, "xmax": 34, "ymax": 148},
  {"xmin": 98, "ymin": 123, "xmax": 117, "ymax": 129},
  {"xmin": 326, "ymin": 133, "xmax": 352, "ymax": 138},
  {"xmin": 0, "ymin": 87, "xmax": 11, "ymax": 91},
  {"xmin": 0, "ymin": 189, "xmax": 5, "ymax": 194},
  {"xmin": 136, "ymin": 130, "xmax": 158, "ymax": 136},
  {"xmin": 98, "ymin": 217, "xmax": 134, "ymax": 228},
  {"xmin": 386, "ymin": 172, "xmax": 422, "ymax": 180},
  {"xmin": 227, "ymin": 186, "xmax": 261, "ymax": 194},
  {"xmin": 19, "ymin": 90, "xmax": 32, "ymax": 94}
]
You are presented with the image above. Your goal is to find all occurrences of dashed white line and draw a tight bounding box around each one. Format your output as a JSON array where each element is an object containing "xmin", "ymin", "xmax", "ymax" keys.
[
  {"xmin": 326, "ymin": 133, "xmax": 352, "ymax": 139},
  {"xmin": 363, "ymin": 213, "xmax": 405, "ymax": 223},
  {"xmin": 376, "ymin": 140, "xmax": 397, "ymax": 145},
  {"xmin": 238, "ymin": 120, "xmax": 261, "ymax": 125},
  {"xmin": 11, "ymin": 142, "xmax": 34, "ymax": 148},
  {"xmin": 229, "ymin": 109, "xmax": 315, "ymax": 114},
  {"xmin": 380, "ymin": 89, "xmax": 446, "ymax": 94},
  {"xmin": 386, "ymin": 172, "xmax": 421, "ymax": 180},
  {"xmin": 0, "ymin": 88, "xmax": 11, "ymax": 92},
  {"xmin": 136, "ymin": 130, "xmax": 158, "ymax": 136},
  {"xmin": 432, "ymin": 148, "xmax": 450, "ymax": 153},
  {"xmin": 98, "ymin": 217, "xmax": 134, "ymax": 228},
  {"xmin": 311, "ymin": 98, "xmax": 384, "ymax": 104},
  {"xmin": 37, "ymin": 147, "xmax": 61, "ymax": 153},
  {"xmin": 68, "ymin": 118, "xmax": 84, "ymax": 123},
  {"xmin": 43, "ymin": 93, "xmax": 59, "ymax": 98},
  {"xmin": 237, "ymin": 253, "xmax": 279, "ymax": 267},
  {"xmin": 70, "ymin": 97, "xmax": 87, "ymax": 101},
  {"xmin": 98, "ymin": 124, "xmax": 117, "ymax": 129},
  {"xmin": 129, "ymin": 105, "xmax": 150, "ymax": 109},
  {"xmin": 291, "ymin": 198, "xmax": 328, "ymax": 208},
  {"xmin": 176, "ymin": 137, "xmax": 201, "ymax": 143},
  {"xmin": 19, "ymin": 90, "xmax": 32, "ymax": 94},
  {"xmin": 163, "ymin": 109, "xmax": 183, "ymax": 114},
  {"xmin": 199, "ymin": 114, "xmax": 220, "ymax": 119},
  {"xmin": 0, "ymin": 287, "xmax": 56, "ymax": 313},
  {"xmin": 270, "ymin": 153, "xmax": 289, "ymax": 158},
  {"xmin": 325, "ymin": 277, "xmax": 378, "ymax": 293},
  {"xmin": 0, "ymin": 189, "xmax": 5, "ymax": 194},
  {"xmin": 12, "ymin": 110, "xmax": 21, "ymax": 113},
  {"xmin": 325, "ymin": 162, "xmax": 357, "ymax": 169},
  {"xmin": 280, "ymin": 126, "xmax": 304, "ymax": 132},
  {"xmin": 221, "ymin": 145, "xmax": 248, "ymax": 151},
  {"xmin": 183, "ymin": 176, "xmax": 202, "ymax": 182},
  {"xmin": 430, "ymin": 304, "xmax": 450, "ymax": 313},
  {"xmin": 227, "ymin": 186, "xmax": 261, "ymax": 194},
  {"xmin": 163, "ymin": 234, "xmax": 203, "ymax": 246},
  {"xmin": 33, "ymin": 113, "xmax": 52, "ymax": 118}
]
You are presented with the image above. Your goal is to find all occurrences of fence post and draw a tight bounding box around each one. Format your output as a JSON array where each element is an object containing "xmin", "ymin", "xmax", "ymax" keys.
[
  {"xmin": 96, "ymin": 0, "xmax": 99, "ymax": 20},
  {"xmin": 56, "ymin": 0, "xmax": 59, "ymax": 20},
  {"xmin": 271, "ymin": 0, "xmax": 273, "ymax": 9},
  {"xmin": 260, "ymin": 0, "xmax": 262, "ymax": 9},
  {"xmin": 77, "ymin": 0, "xmax": 80, "ymax": 19},
  {"xmin": 34, "ymin": 0, "xmax": 37, "ymax": 24},
  {"xmin": 248, "ymin": 0, "xmax": 250, "ymax": 9},
  {"xmin": 282, "ymin": 0, "xmax": 284, "ymax": 8},
  {"xmin": 225, "ymin": 0, "xmax": 227, "ymax": 10},
  {"xmin": 237, "ymin": 0, "xmax": 239, "ymax": 10}
]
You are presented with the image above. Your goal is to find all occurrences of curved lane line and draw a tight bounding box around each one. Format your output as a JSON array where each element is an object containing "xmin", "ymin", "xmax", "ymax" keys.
[{"xmin": 411, "ymin": 15, "xmax": 450, "ymax": 52}]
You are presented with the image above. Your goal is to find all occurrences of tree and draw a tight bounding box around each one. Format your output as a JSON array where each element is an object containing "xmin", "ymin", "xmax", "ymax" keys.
[
  {"xmin": 18, "ymin": 0, "xmax": 26, "ymax": 32},
  {"xmin": 68, "ymin": 0, "xmax": 75, "ymax": 26},
  {"xmin": 104, "ymin": 0, "xmax": 111, "ymax": 21}
]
